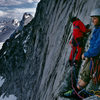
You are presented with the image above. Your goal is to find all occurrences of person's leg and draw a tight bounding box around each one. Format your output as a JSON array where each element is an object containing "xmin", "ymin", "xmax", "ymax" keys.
[
  {"xmin": 75, "ymin": 46, "xmax": 82, "ymax": 63},
  {"xmin": 63, "ymin": 60, "xmax": 91, "ymax": 98},
  {"xmin": 74, "ymin": 38, "xmax": 84, "ymax": 66},
  {"xmin": 77, "ymin": 79, "xmax": 87, "ymax": 90},
  {"xmin": 69, "ymin": 46, "xmax": 76, "ymax": 65},
  {"xmin": 77, "ymin": 59, "xmax": 91, "ymax": 89}
]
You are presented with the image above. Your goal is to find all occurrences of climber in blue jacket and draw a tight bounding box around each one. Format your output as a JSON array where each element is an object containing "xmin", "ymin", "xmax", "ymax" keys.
[
  {"xmin": 83, "ymin": 27, "xmax": 100, "ymax": 58},
  {"xmin": 62, "ymin": 8, "xmax": 100, "ymax": 99}
]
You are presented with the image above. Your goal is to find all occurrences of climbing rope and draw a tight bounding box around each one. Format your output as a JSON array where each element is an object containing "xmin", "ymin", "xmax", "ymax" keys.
[
  {"xmin": 71, "ymin": 67, "xmax": 84, "ymax": 99},
  {"xmin": 70, "ymin": 59, "xmax": 100, "ymax": 99},
  {"xmin": 70, "ymin": 44, "xmax": 84, "ymax": 99},
  {"xmin": 70, "ymin": 42, "xmax": 96, "ymax": 99}
]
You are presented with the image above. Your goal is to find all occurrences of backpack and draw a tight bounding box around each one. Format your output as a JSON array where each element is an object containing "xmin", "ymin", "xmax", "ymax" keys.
[{"xmin": 90, "ymin": 57, "xmax": 100, "ymax": 84}]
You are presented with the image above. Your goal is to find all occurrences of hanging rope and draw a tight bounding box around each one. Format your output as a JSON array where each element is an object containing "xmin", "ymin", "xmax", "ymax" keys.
[
  {"xmin": 70, "ymin": 44, "xmax": 94, "ymax": 99},
  {"xmin": 70, "ymin": 44, "xmax": 84, "ymax": 99}
]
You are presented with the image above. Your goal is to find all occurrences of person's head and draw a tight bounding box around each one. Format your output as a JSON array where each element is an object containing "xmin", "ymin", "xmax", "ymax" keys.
[
  {"xmin": 70, "ymin": 17, "xmax": 79, "ymax": 23},
  {"xmin": 90, "ymin": 8, "xmax": 100, "ymax": 26}
]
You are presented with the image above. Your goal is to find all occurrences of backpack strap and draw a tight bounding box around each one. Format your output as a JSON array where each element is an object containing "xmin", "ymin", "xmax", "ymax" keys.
[{"xmin": 73, "ymin": 24, "xmax": 80, "ymax": 29}]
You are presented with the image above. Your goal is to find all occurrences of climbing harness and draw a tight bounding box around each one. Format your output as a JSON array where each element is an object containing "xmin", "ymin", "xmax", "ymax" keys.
[
  {"xmin": 89, "ymin": 90, "xmax": 100, "ymax": 97},
  {"xmin": 70, "ymin": 48, "xmax": 100, "ymax": 99},
  {"xmin": 71, "ymin": 64, "xmax": 95, "ymax": 99},
  {"xmin": 90, "ymin": 58, "xmax": 100, "ymax": 84}
]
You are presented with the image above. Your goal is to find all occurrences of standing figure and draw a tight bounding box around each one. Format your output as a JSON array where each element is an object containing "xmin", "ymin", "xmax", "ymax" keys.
[{"xmin": 69, "ymin": 17, "xmax": 91, "ymax": 66}]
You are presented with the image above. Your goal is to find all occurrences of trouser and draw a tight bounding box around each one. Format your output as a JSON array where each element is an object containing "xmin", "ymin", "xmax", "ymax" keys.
[
  {"xmin": 69, "ymin": 46, "xmax": 83, "ymax": 62},
  {"xmin": 69, "ymin": 37, "xmax": 83, "ymax": 62},
  {"xmin": 80, "ymin": 60, "xmax": 91, "ymax": 83},
  {"xmin": 80, "ymin": 58, "xmax": 100, "ymax": 84}
]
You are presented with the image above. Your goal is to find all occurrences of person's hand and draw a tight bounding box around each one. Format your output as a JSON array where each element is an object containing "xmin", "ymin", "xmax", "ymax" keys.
[
  {"xmin": 86, "ymin": 29, "xmax": 91, "ymax": 33},
  {"xmin": 82, "ymin": 54, "xmax": 85, "ymax": 60},
  {"xmin": 88, "ymin": 29, "xmax": 92, "ymax": 33}
]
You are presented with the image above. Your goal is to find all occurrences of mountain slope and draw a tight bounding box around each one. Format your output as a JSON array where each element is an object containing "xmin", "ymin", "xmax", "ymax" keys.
[
  {"xmin": 0, "ymin": 18, "xmax": 19, "ymax": 42},
  {"xmin": 0, "ymin": 13, "xmax": 33, "ymax": 50}
]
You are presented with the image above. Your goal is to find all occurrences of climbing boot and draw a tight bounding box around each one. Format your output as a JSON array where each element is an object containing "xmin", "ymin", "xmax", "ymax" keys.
[{"xmin": 63, "ymin": 89, "xmax": 78, "ymax": 98}]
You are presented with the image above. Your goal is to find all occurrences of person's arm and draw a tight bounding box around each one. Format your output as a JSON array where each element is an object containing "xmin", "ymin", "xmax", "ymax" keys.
[
  {"xmin": 84, "ymin": 34, "xmax": 100, "ymax": 57},
  {"xmin": 85, "ymin": 29, "xmax": 91, "ymax": 33},
  {"xmin": 78, "ymin": 21, "xmax": 87, "ymax": 33},
  {"xmin": 79, "ymin": 21, "xmax": 91, "ymax": 33}
]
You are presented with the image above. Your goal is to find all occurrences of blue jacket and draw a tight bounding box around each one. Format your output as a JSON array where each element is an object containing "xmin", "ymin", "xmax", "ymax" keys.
[{"xmin": 84, "ymin": 26, "xmax": 100, "ymax": 57}]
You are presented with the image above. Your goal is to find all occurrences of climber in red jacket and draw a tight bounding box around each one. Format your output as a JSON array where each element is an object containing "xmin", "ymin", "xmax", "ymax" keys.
[{"xmin": 69, "ymin": 17, "xmax": 91, "ymax": 66}]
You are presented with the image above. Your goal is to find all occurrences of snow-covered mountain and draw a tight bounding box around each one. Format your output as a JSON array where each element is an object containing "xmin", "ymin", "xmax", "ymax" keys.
[
  {"xmin": 0, "ymin": 18, "xmax": 19, "ymax": 42},
  {"xmin": 17, "ymin": 12, "xmax": 33, "ymax": 31},
  {"xmin": 21, "ymin": 12, "xmax": 33, "ymax": 26},
  {"xmin": 9, "ymin": 12, "xmax": 33, "ymax": 40},
  {"xmin": 0, "ymin": 13, "xmax": 33, "ymax": 50}
]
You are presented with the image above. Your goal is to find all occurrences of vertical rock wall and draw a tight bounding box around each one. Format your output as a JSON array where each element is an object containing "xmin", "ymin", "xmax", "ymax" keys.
[{"xmin": 0, "ymin": 0, "xmax": 100, "ymax": 100}]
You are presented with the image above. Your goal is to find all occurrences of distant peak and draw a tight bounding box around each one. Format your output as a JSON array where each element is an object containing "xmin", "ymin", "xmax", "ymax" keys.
[
  {"xmin": 23, "ymin": 12, "xmax": 33, "ymax": 20},
  {"xmin": 12, "ymin": 19, "xmax": 20, "ymax": 26}
]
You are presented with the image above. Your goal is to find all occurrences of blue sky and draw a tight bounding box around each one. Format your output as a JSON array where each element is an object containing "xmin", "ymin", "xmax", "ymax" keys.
[{"xmin": 0, "ymin": 0, "xmax": 40, "ymax": 20}]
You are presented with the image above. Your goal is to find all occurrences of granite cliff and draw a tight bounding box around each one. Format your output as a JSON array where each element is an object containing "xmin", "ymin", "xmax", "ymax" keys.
[{"xmin": 0, "ymin": 0, "xmax": 100, "ymax": 100}]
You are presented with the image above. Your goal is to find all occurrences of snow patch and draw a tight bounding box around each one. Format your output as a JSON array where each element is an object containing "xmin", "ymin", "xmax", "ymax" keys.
[
  {"xmin": 0, "ymin": 42, "xmax": 4, "ymax": 50},
  {"xmin": 0, "ymin": 77, "xmax": 5, "ymax": 87},
  {"xmin": 15, "ymin": 33, "xmax": 20, "ymax": 39},
  {"xmin": 23, "ymin": 49, "xmax": 27, "ymax": 53},
  {"xmin": 23, "ymin": 35, "xmax": 30, "ymax": 44},
  {"xmin": 3, "ymin": 51, "xmax": 7, "ymax": 55},
  {"xmin": 23, "ymin": 35, "xmax": 30, "ymax": 53},
  {"xmin": 0, "ymin": 94, "xmax": 17, "ymax": 100}
]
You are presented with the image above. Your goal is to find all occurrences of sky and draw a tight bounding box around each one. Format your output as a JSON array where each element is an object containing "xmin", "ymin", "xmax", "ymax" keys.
[{"xmin": 0, "ymin": 0, "xmax": 40, "ymax": 20}]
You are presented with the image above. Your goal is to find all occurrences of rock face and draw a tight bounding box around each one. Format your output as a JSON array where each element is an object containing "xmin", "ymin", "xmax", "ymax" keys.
[{"xmin": 0, "ymin": 0, "xmax": 100, "ymax": 100}]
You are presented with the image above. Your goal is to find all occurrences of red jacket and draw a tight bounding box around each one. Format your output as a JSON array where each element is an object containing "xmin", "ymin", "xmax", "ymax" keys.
[{"xmin": 72, "ymin": 20, "xmax": 87, "ymax": 39}]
